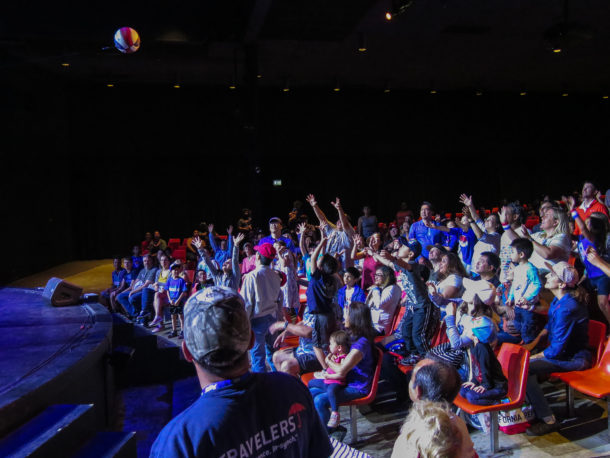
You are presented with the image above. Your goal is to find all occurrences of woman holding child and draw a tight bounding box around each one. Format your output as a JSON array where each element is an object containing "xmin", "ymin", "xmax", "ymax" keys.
[{"xmin": 308, "ymin": 301, "xmax": 377, "ymax": 429}]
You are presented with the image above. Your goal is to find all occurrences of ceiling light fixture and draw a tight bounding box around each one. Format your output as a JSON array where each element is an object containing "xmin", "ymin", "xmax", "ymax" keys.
[
  {"xmin": 385, "ymin": 0, "xmax": 414, "ymax": 20},
  {"xmin": 520, "ymin": 91, "xmax": 527, "ymax": 96},
  {"xmin": 61, "ymin": 63, "xmax": 70, "ymax": 67},
  {"xmin": 282, "ymin": 77, "xmax": 290, "ymax": 92},
  {"xmin": 357, "ymin": 33, "xmax": 367, "ymax": 52},
  {"xmin": 430, "ymin": 90, "xmax": 437, "ymax": 94}
]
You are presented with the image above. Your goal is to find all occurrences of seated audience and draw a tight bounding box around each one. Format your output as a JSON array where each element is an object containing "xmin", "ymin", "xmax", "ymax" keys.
[
  {"xmin": 365, "ymin": 265, "xmax": 402, "ymax": 336},
  {"xmin": 523, "ymin": 262, "xmax": 591, "ymax": 436},
  {"xmin": 99, "ymin": 257, "xmax": 125, "ymax": 310}
]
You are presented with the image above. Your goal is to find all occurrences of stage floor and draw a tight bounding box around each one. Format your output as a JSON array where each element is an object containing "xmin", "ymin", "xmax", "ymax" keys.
[{"xmin": 0, "ymin": 287, "xmax": 112, "ymax": 437}]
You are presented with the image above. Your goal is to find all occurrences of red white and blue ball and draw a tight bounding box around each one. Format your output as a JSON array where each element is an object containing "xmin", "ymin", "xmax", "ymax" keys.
[{"xmin": 114, "ymin": 27, "xmax": 140, "ymax": 54}]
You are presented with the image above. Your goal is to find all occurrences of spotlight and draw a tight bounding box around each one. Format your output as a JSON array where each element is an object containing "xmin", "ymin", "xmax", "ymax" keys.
[
  {"xmin": 383, "ymin": 82, "xmax": 391, "ymax": 93},
  {"xmin": 562, "ymin": 93, "xmax": 569, "ymax": 97},
  {"xmin": 229, "ymin": 81, "xmax": 236, "ymax": 90},
  {"xmin": 385, "ymin": 0, "xmax": 414, "ymax": 20},
  {"xmin": 173, "ymin": 84, "xmax": 181, "ymax": 89},
  {"xmin": 603, "ymin": 95, "xmax": 609, "ymax": 99},
  {"xmin": 475, "ymin": 91, "xmax": 483, "ymax": 96},
  {"xmin": 553, "ymin": 48, "xmax": 562, "ymax": 53}
]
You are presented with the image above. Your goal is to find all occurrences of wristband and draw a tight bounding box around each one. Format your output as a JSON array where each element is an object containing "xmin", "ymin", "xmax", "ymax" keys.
[
  {"xmin": 502, "ymin": 223, "xmax": 511, "ymax": 231},
  {"xmin": 571, "ymin": 210, "xmax": 579, "ymax": 220},
  {"xmin": 283, "ymin": 320, "xmax": 289, "ymax": 331}
]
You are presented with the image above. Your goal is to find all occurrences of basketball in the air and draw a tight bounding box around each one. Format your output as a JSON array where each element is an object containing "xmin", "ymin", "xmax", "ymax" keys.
[{"xmin": 114, "ymin": 27, "xmax": 140, "ymax": 54}]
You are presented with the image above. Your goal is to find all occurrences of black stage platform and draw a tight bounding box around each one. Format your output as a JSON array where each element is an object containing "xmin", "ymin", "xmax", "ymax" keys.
[{"xmin": 0, "ymin": 287, "xmax": 113, "ymax": 438}]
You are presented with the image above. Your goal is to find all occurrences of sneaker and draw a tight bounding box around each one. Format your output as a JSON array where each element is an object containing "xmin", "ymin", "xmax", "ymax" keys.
[
  {"xmin": 151, "ymin": 323, "xmax": 164, "ymax": 333},
  {"xmin": 149, "ymin": 316, "xmax": 163, "ymax": 327},
  {"xmin": 526, "ymin": 421, "xmax": 560, "ymax": 436},
  {"xmin": 477, "ymin": 412, "xmax": 491, "ymax": 433},
  {"xmin": 401, "ymin": 354, "xmax": 422, "ymax": 366},
  {"xmin": 327, "ymin": 411, "xmax": 340, "ymax": 428},
  {"xmin": 168, "ymin": 330, "xmax": 178, "ymax": 338}
]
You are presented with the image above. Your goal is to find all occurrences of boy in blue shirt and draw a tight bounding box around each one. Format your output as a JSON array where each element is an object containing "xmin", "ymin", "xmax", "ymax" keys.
[
  {"xmin": 507, "ymin": 238, "xmax": 542, "ymax": 344},
  {"xmin": 166, "ymin": 263, "xmax": 189, "ymax": 338}
]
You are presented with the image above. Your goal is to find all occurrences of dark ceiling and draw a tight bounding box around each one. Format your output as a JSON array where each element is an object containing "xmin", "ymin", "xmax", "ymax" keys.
[{"xmin": 2, "ymin": 0, "xmax": 610, "ymax": 92}]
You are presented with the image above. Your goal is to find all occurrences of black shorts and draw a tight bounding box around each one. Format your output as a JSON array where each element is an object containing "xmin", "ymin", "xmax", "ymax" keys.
[
  {"xmin": 311, "ymin": 312, "xmax": 336, "ymax": 352},
  {"xmin": 169, "ymin": 305, "xmax": 184, "ymax": 315},
  {"xmin": 294, "ymin": 350, "xmax": 323, "ymax": 373}
]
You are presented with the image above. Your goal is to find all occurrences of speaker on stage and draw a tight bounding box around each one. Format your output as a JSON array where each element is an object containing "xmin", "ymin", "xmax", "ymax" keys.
[{"xmin": 43, "ymin": 277, "xmax": 83, "ymax": 307}]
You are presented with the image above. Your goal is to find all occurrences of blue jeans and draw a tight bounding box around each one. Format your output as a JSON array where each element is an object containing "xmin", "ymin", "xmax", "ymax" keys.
[
  {"xmin": 309, "ymin": 382, "xmax": 366, "ymax": 426},
  {"xmin": 250, "ymin": 314, "xmax": 275, "ymax": 373},
  {"xmin": 513, "ymin": 307, "xmax": 538, "ymax": 344},
  {"xmin": 526, "ymin": 350, "xmax": 591, "ymax": 420},
  {"xmin": 116, "ymin": 289, "xmax": 155, "ymax": 317},
  {"xmin": 309, "ymin": 379, "xmax": 345, "ymax": 412}
]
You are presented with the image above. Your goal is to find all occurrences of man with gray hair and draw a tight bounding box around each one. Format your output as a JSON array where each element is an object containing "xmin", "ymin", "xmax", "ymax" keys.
[{"xmin": 150, "ymin": 286, "xmax": 332, "ymax": 457}]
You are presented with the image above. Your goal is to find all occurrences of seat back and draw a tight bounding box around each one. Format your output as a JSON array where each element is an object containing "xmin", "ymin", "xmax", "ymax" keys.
[
  {"xmin": 588, "ymin": 320, "xmax": 607, "ymax": 365},
  {"xmin": 497, "ymin": 343, "xmax": 530, "ymax": 404},
  {"xmin": 344, "ymin": 348, "xmax": 384, "ymax": 405},
  {"xmin": 390, "ymin": 305, "xmax": 405, "ymax": 334},
  {"xmin": 596, "ymin": 337, "xmax": 610, "ymax": 372},
  {"xmin": 184, "ymin": 269, "xmax": 195, "ymax": 284}
]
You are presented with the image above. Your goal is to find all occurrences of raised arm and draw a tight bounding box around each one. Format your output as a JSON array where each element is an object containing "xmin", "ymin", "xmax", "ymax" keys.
[
  {"xmin": 297, "ymin": 223, "xmax": 309, "ymax": 258},
  {"xmin": 310, "ymin": 232, "xmax": 328, "ymax": 275},
  {"xmin": 231, "ymin": 233, "xmax": 244, "ymax": 281},
  {"xmin": 459, "ymin": 194, "xmax": 484, "ymax": 239},
  {"xmin": 587, "ymin": 247, "xmax": 610, "ymax": 277},
  {"xmin": 306, "ymin": 194, "xmax": 331, "ymax": 226},
  {"xmin": 351, "ymin": 234, "xmax": 365, "ymax": 261},
  {"xmin": 330, "ymin": 197, "xmax": 355, "ymax": 238},
  {"xmin": 193, "ymin": 236, "xmax": 220, "ymax": 276},
  {"xmin": 207, "ymin": 224, "xmax": 219, "ymax": 252},
  {"xmin": 565, "ymin": 195, "xmax": 595, "ymax": 243}
]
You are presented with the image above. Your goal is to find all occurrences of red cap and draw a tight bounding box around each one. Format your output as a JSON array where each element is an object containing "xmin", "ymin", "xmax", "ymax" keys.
[{"xmin": 254, "ymin": 243, "xmax": 276, "ymax": 259}]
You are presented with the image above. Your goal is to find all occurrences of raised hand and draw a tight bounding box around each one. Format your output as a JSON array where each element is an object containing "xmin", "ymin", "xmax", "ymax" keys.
[
  {"xmin": 499, "ymin": 206, "xmax": 508, "ymax": 225},
  {"xmin": 297, "ymin": 222, "xmax": 307, "ymax": 235},
  {"xmin": 208, "ymin": 223, "xmax": 214, "ymax": 233},
  {"xmin": 319, "ymin": 220, "xmax": 328, "ymax": 234},
  {"xmin": 459, "ymin": 194, "xmax": 473, "ymax": 207},
  {"xmin": 227, "ymin": 225, "xmax": 234, "ymax": 235},
  {"xmin": 330, "ymin": 197, "xmax": 342, "ymax": 210},
  {"xmin": 233, "ymin": 232, "xmax": 245, "ymax": 245},
  {"xmin": 306, "ymin": 194, "xmax": 317, "ymax": 207},
  {"xmin": 192, "ymin": 236, "xmax": 203, "ymax": 250}
]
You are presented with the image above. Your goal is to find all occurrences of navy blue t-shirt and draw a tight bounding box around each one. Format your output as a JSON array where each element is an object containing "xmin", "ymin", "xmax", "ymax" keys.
[
  {"xmin": 166, "ymin": 276, "xmax": 188, "ymax": 302},
  {"xmin": 150, "ymin": 372, "xmax": 333, "ymax": 458},
  {"xmin": 306, "ymin": 270, "xmax": 339, "ymax": 314}
]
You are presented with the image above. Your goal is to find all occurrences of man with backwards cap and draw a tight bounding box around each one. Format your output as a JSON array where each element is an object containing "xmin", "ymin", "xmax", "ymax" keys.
[
  {"xmin": 258, "ymin": 217, "xmax": 298, "ymax": 253},
  {"xmin": 240, "ymin": 242, "xmax": 285, "ymax": 373},
  {"xmin": 150, "ymin": 287, "xmax": 332, "ymax": 457},
  {"xmin": 523, "ymin": 262, "xmax": 591, "ymax": 436}
]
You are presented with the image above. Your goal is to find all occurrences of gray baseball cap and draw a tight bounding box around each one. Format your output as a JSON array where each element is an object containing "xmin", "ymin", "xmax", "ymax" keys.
[{"xmin": 183, "ymin": 286, "xmax": 251, "ymax": 369}]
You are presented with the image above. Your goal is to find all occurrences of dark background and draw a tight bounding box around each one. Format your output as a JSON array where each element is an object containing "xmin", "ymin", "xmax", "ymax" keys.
[
  {"xmin": 3, "ymin": 0, "xmax": 610, "ymax": 283},
  {"xmin": 2, "ymin": 72, "xmax": 609, "ymax": 284}
]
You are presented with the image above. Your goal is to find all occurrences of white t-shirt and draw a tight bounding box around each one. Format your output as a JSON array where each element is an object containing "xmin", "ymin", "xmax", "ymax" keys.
[
  {"xmin": 471, "ymin": 229, "xmax": 501, "ymax": 269},
  {"xmin": 529, "ymin": 231, "xmax": 571, "ymax": 272},
  {"xmin": 437, "ymin": 274, "xmax": 464, "ymax": 297}
]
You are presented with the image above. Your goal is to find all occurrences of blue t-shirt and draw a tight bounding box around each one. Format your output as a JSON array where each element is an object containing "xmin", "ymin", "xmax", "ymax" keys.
[
  {"xmin": 150, "ymin": 372, "xmax": 333, "ymax": 458},
  {"xmin": 123, "ymin": 269, "xmax": 138, "ymax": 286},
  {"xmin": 306, "ymin": 270, "xmax": 339, "ymax": 314},
  {"xmin": 578, "ymin": 236, "xmax": 608, "ymax": 279},
  {"xmin": 112, "ymin": 269, "xmax": 125, "ymax": 288},
  {"xmin": 544, "ymin": 294, "xmax": 589, "ymax": 360},
  {"xmin": 409, "ymin": 220, "xmax": 444, "ymax": 259},
  {"xmin": 451, "ymin": 227, "xmax": 477, "ymax": 267},
  {"xmin": 131, "ymin": 256, "xmax": 143, "ymax": 273},
  {"xmin": 166, "ymin": 276, "xmax": 188, "ymax": 302}
]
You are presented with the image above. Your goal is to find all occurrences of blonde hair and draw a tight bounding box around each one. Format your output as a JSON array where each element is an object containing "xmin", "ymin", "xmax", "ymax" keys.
[
  {"xmin": 547, "ymin": 207, "xmax": 570, "ymax": 236},
  {"xmin": 392, "ymin": 401, "xmax": 463, "ymax": 458}
]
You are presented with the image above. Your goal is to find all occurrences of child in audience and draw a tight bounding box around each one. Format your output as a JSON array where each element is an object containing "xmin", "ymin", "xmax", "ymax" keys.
[
  {"xmin": 100, "ymin": 257, "xmax": 125, "ymax": 311},
  {"xmin": 460, "ymin": 316, "xmax": 508, "ymax": 406},
  {"xmin": 131, "ymin": 245, "xmax": 143, "ymax": 273},
  {"xmin": 309, "ymin": 330, "xmax": 351, "ymax": 428},
  {"xmin": 191, "ymin": 270, "xmax": 207, "ymax": 295},
  {"xmin": 165, "ymin": 263, "xmax": 188, "ymax": 338},
  {"xmin": 506, "ymin": 238, "xmax": 541, "ymax": 344}
]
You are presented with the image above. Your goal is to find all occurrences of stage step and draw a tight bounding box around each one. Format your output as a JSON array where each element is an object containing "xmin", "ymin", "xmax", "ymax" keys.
[
  {"xmin": 72, "ymin": 431, "xmax": 136, "ymax": 458},
  {"xmin": 0, "ymin": 404, "xmax": 94, "ymax": 458},
  {"xmin": 111, "ymin": 313, "xmax": 194, "ymax": 386}
]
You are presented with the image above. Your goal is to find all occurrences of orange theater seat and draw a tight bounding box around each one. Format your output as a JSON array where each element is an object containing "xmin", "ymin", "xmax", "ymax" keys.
[
  {"xmin": 554, "ymin": 334, "xmax": 610, "ymax": 425},
  {"xmin": 453, "ymin": 343, "xmax": 530, "ymax": 453}
]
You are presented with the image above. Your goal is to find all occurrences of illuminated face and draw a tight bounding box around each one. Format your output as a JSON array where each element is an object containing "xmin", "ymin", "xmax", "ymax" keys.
[
  {"xmin": 510, "ymin": 247, "xmax": 521, "ymax": 264},
  {"xmin": 484, "ymin": 215, "xmax": 498, "ymax": 232},
  {"xmin": 544, "ymin": 270, "xmax": 561, "ymax": 290},
  {"xmin": 343, "ymin": 271, "xmax": 357, "ymax": 287},
  {"xmin": 374, "ymin": 269, "xmax": 386, "ymax": 287},
  {"xmin": 143, "ymin": 256, "xmax": 152, "ymax": 268},
  {"xmin": 429, "ymin": 247, "xmax": 442, "ymax": 263},
  {"xmin": 541, "ymin": 210, "xmax": 557, "ymax": 232},
  {"xmin": 160, "ymin": 256, "xmax": 170, "ymax": 269},
  {"xmin": 420, "ymin": 205, "xmax": 432, "ymax": 220},
  {"xmin": 582, "ymin": 182, "xmax": 595, "ymax": 199},
  {"xmin": 370, "ymin": 233, "xmax": 381, "ymax": 248},
  {"xmin": 475, "ymin": 255, "xmax": 491, "ymax": 274},
  {"xmin": 269, "ymin": 222, "xmax": 282, "ymax": 234},
  {"xmin": 197, "ymin": 271, "xmax": 206, "ymax": 282},
  {"xmin": 123, "ymin": 259, "xmax": 132, "ymax": 270},
  {"xmin": 408, "ymin": 358, "xmax": 434, "ymax": 402},
  {"xmin": 439, "ymin": 255, "xmax": 450, "ymax": 273}
]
